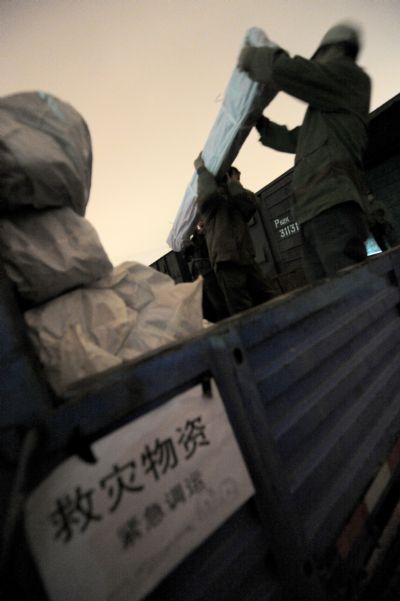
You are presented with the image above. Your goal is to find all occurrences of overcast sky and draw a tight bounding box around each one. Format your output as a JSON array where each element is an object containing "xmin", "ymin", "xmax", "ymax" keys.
[{"xmin": 1, "ymin": 0, "xmax": 399, "ymax": 265}]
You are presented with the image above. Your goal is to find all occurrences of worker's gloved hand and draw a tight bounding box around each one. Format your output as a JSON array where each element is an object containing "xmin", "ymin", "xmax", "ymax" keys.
[
  {"xmin": 194, "ymin": 152, "xmax": 205, "ymax": 172},
  {"xmin": 255, "ymin": 114, "xmax": 270, "ymax": 134},
  {"xmin": 238, "ymin": 40, "xmax": 280, "ymax": 83},
  {"xmin": 244, "ymin": 26, "xmax": 275, "ymax": 49},
  {"xmin": 237, "ymin": 45, "xmax": 256, "ymax": 74}
]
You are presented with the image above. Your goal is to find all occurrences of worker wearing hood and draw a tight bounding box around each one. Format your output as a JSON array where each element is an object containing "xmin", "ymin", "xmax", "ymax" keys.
[{"xmin": 238, "ymin": 23, "xmax": 371, "ymax": 282}]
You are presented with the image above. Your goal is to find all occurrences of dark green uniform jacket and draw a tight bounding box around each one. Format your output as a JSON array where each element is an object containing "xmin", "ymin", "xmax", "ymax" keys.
[
  {"xmin": 243, "ymin": 47, "xmax": 371, "ymax": 224},
  {"xmin": 196, "ymin": 166, "xmax": 257, "ymax": 268}
]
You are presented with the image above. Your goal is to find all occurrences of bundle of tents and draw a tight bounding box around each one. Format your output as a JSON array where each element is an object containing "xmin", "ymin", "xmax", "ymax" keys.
[{"xmin": 167, "ymin": 26, "xmax": 277, "ymax": 252}]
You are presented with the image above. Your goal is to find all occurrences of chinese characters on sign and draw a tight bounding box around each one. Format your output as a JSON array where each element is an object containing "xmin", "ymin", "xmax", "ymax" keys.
[
  {"xmin": 117, "ymin": 470, "xmax": 206, "ymax": 551},
  {"xmin": 25, "ymin": 381, "xmax": 254, "ymax": 601},
  {"xmin": 48, "ymin": 417, "xmax": 210, "ymax": 544}
]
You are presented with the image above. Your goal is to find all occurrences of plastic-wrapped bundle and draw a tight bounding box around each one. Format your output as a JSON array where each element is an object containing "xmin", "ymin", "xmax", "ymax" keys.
[
  {"xmin": 0, "ymin": 91, "xmax": 92, "ymax": 216},
  {"xmin": 24, "ymin": 262, "xmax": 203, "ymax": 395},
  {"xmin": 0, "ymin": 207, "xmax": 113, "ymax": 305},
  {"xmin": 167, "ymin": 27, "xmax": 277, "ymax": 252}
]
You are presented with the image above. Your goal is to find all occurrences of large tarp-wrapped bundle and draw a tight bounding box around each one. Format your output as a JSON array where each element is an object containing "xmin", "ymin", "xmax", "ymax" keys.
[
  {"xmin": 0, "ymin": 91, "xmax": 92, "ymax": 216},
  {"xmin": 0, "ymin": 92, "xmax": 109, "ymax": 306},
  {"xmin": 0, "ymin": 91, "xmax": 204, "ymax": 398},
  {"xmin": 0, "ymin": 207, "xmax": 113, "ymax": 305},
  {"xmin": 167, "ymin": 27, "xmax": 278, "ymax": 252},
  {"xmin": 24, "ymin": 262, "xmax": 203, "ymax": 396}
]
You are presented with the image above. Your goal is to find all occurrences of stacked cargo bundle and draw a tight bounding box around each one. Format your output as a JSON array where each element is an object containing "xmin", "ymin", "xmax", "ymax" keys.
[{"xmin": 0, "ymin": 92, "xmax": 203, "ymax": 398}]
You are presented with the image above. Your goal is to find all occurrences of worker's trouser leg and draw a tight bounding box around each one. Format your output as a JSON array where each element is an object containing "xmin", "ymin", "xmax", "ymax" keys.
[
  {"xmin": 202, "ymin": 271, "xmax": 230, "ymax": 322},
  {"xmin": 215, "ymin": 261, "xmax": 275, "ymax": 316},
  {"xmin": 301, "ymin": 202, "xmax": 369, "ymax": 283}
]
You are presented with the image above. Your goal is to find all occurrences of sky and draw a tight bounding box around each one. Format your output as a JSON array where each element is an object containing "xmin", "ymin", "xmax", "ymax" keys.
[{"xmin": 0, "ymin": 0, "xmax": 399, "ymax": 266}]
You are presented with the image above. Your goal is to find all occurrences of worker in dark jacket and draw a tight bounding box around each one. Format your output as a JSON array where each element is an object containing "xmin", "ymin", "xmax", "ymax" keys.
[
  {"xmin": 194, "ymin": 154, "xmax": 276, "ymax": 315},
  {"xmin": 238, "ymin": 22, "xmax": 372, "ymax": 282},
  {"xmin": 182, "ymin": 219, "xmax": 229, "ymax": 322}
]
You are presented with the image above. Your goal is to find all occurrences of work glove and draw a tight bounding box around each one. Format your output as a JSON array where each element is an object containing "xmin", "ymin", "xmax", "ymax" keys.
[
  {"xmin": 238, "ymin": 27, "xmax": 276, "ymax": 74},
  {"xmin": 237, "ymin": 45, "xmax": 256, "ymax": 75},
  {"xmin": 255, "ymin": 114, "xmax": 270, "ymax": 134},
  {"xmin": 194, "ymin": 153, "xmax": 205, "ymax": 172},
  {"xmin": 238, "ymin": 42, "xmax": 280, "ymax": 83}
]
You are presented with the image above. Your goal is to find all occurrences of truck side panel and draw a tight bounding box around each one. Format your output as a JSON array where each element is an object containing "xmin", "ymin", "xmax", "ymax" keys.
[{"xmin": 3, "ymin": 248, "xmax": 400, "ymax": 600}]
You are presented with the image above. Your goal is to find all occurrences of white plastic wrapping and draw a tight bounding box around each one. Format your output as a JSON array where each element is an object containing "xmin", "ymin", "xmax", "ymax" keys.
[
  {"xmin": 167, "ymin": 27, "xmax": 277, "ymax": 251},
  {"xmin": 0, "ymin": 207, "xmax": 113, "ymax": 305},
  {"xmin": 0, "ymin": 91, "xmax": 92, "ymax": 216},
  {"xmin": 24, "ymin": 262, "xmax": 203, "ymax": 395}
]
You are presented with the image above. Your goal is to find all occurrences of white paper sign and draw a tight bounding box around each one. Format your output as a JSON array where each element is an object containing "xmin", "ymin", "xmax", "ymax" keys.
[{"xmin": 25, "ymin": 380, "xmax": 254, "ymax": 601}]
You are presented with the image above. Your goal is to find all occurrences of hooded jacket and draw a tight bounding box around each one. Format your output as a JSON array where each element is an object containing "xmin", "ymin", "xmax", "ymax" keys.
[
  {"xmin": 195, "ymin": 165, "xmax": 257, "ymax": 268},
  {"xmin": 239, "ymin": 44, "xmax": 371, "ymax": 224}
]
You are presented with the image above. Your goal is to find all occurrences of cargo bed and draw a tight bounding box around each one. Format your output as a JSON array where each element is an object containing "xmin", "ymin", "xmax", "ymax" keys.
[{"xmin": 2, "ymin": 247, "xmax": 400, "ymax": 600}]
